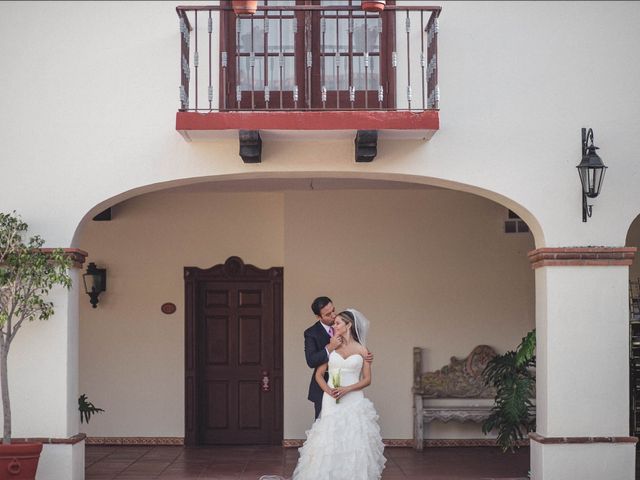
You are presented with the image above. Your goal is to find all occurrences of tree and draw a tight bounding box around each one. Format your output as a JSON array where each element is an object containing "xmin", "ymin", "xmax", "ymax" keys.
[{"xmin": 0, "ymin": 212, "xmax": 72, "ymax": 443}]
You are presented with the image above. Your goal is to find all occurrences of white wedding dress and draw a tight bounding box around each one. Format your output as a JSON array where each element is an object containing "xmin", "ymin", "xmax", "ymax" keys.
[{"xmin": 292, "ymin": 351, "xmax": 386, "ymax": 480}]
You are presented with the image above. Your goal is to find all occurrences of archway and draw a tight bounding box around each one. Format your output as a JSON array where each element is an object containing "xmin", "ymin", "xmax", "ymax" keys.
[{"xmin": 73, "ymin": 173, "xmax": 539, "ymax": 457}]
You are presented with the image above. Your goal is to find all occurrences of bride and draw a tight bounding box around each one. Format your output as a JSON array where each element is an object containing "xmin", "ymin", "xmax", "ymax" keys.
[
  {"xmin": 260, "ymin": 309, "xmax": 386, "ymax": 480},
  {"xmin": 291, "ymin": 308, "xmax": 386, "ymax": 480}
]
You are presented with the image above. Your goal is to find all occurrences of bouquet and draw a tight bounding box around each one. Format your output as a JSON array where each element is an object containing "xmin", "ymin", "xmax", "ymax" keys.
[{"xmin": 331, "ymin": 369, "xmax": 342, "ymax": 404}]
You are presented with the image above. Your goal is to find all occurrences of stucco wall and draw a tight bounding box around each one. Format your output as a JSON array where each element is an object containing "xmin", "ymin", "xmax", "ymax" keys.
[
  {"xmin": 77, "ymin": 191, "xmax": 284, "ymax": 436},
  {"xmin": 1, "ymin": 1, "xmax": 639, "ymax": 249},
  {"xmin": 77, "ymin": 186, "xmax": 534, "ymax": 440},
  {"xmin": 1, "ymin": 3, "xmax": 639, "ymax": 473}
]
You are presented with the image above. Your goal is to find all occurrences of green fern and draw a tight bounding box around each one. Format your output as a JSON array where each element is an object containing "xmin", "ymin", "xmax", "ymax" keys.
[
  {"xmin": 482, "ymin": 329, "xmax": 536, "ymax": 452},
  {"xmin": 78, "ymin": 394, "xmax": 105, "ymax": 424}
]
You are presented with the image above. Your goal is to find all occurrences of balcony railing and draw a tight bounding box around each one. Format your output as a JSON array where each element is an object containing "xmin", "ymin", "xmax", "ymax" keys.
[{"xmin": 176, "ymin": 3, "xmax": 440, "ymax": 113}]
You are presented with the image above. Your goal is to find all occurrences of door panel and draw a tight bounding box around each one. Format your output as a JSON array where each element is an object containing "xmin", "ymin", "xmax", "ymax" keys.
[{"xmin": 185, "ymin": 257, "xmax": 283, "ymax": 446}]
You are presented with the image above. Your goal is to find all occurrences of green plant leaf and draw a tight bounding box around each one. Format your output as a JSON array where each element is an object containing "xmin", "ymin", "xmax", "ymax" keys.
[{"xmin": 482, "ymin": 329, "xmax": 536, "ymax": 452}]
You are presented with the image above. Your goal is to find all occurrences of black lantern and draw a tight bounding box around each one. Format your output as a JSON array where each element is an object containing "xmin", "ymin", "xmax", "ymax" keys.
[
  {"xmin": 83, "ymin": 262, "xmax": 106, "ymax": 308},
  {"xmin": 577, "ymin": 128, "xmax": 607, "ymax": 222}
]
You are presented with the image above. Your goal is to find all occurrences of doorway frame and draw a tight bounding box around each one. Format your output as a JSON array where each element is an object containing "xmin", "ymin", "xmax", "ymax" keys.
[{"xmin": 184, "ymin": 256, "xmax": 284, "ymax": 445}]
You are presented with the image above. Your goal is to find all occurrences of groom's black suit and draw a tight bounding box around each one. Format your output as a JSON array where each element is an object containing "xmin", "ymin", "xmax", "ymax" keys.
[{"xmin": 304, "ymin": 320, "xmax": 331, "ymax": 419}]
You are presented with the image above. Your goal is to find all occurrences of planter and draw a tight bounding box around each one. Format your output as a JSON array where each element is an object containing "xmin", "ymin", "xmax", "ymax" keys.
[
  {"xmin": 232, "ymin": 1, "xmax": 258, "ymax": 15},
  {"xmin": 362, "ymin": 1, "xmax": 386, "ymax": 13},
  {"xmin": 0, "ymin": 443, "xmax": 43, "ymax": 479}
]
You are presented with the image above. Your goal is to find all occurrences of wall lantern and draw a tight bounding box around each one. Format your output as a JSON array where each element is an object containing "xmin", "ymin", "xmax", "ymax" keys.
[
  {"xmin": 83, "ymin": 262, "xmax": 106, "ymax": 308},
  {"xmin": 577, "ymin": 127, "xmax": 607, "ymax": 222}
]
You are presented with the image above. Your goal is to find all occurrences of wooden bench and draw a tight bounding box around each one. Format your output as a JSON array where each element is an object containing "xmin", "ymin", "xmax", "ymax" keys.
[{"xmin": 412, "ymin": 345, "xmax": 497, "ymax": 450}]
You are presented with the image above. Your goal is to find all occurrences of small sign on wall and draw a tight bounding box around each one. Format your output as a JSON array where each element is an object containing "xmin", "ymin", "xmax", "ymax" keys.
[{"xmin": 161, "ymin": 303, "xmax": 177, "ymax": 315}]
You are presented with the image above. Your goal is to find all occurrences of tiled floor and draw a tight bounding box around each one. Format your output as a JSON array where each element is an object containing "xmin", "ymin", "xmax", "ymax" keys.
[{"xmin": 85, "ymin": 445, "xmax": 531, "ymax": 479}]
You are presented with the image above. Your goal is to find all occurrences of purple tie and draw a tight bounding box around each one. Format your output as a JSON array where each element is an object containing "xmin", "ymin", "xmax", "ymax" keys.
[{"xmin": 328, "ymin": 327, "xmax": 334, "ymax": 337}]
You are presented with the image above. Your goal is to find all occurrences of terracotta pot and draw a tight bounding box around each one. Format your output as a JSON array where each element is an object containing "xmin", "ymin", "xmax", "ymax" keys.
[
  {"xmin": 0, "ymin": 443, "xmax": 43, "ymax": 479},
  {"xmin": 232, "ymin": 1, "xmax": 258, "ymax": 15},
  {"xmin": 362, "ymin": 1, "xmax": 386, "ymax": 13}
]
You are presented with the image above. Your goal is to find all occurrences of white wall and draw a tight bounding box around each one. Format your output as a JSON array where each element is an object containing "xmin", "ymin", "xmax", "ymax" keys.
[
  {"xmin": 78, "ymin": 191, "xmax": 284, "ymax": 436},
  {"xmin": 77, "ymin": 186, "xmax": 534, "ymax": 440},
  {"xmin": 1, "ymin": 2, "xmax": 640, "ymax": 249}
]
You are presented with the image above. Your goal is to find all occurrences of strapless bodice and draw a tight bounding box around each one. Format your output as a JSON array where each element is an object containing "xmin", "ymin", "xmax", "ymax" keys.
[{"xmin": 327, "ymin": 351, "xmax": 363, "ymax": 387}]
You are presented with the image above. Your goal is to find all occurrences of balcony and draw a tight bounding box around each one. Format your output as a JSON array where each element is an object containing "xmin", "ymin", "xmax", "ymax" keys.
[{"xmin": 175, "ymin": 1, "xmax": 441, "ymax": 162}]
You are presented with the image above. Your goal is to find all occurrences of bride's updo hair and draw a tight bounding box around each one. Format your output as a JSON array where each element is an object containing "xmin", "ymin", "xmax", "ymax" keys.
[{"xmin": 337, "ymin": 310, "xmax": 360, "ymax": 344}]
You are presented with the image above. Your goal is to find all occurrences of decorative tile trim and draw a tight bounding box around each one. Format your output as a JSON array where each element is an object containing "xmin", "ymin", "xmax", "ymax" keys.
[
  {"xmin": 383, "ymin": 439, "xmax": 416, "ymax": 448},
  {"xmin": 283, "ymin": 438, "xmax": 524, "ymax": 448},
  {"xmin": 423, "ymin": 438, "xmax": 528, "ymax": 448},
  {"xmin": 13, "ymin": 433, "xmax": 87, "ymax": 445},
  {"xmin": 282, "ymin": 439, "xmax": 303, "ymax": 448},
  {"xmin": 86, "ymin": 437, "xmax": 185, "ymax": 446},
  {"xmin": 39, "ymin": 248, "xmax": 89, "ymax": 269},
  {"xmin": 528, "ymin": 247, "xmax": 636, "ymax": 269},
  {"xmin": 529, "ymin": 432, "xmax": 638, "ymax": 445}
]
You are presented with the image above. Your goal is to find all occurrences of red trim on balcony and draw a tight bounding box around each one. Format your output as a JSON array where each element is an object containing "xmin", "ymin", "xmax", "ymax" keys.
[{"xmin": 176, "ymin": 110, "xmax": 439, "ymax": 133}]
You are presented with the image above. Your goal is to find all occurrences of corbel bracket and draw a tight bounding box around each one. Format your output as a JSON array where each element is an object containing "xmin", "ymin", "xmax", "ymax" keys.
[
  {"xmin": 355, "ymin": 130, "xmax": 378, "ymax": 162},
  {"xmin": 239, "ymin": 130, "xmax": 262, "ymax": 163}
]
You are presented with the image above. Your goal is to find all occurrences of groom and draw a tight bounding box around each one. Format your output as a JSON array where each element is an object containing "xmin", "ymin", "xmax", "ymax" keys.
[{"xmin": 304, "ymin": 296, "xmax": 342, "ymax": 419}]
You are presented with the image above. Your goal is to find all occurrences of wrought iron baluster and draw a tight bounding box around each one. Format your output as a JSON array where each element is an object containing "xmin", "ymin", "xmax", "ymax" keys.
[
  {"xmin": 279, "ymin": 9, "xmax": 283, "ymax": 109},
  {"xmin": 208, "ymin": 12, "xmax": 213, "ymax": 110},
  {"xmin": 179, "ymin": 14, "xmax": 191, "ymax": 111},
  {"xmin": 434, "ymin": 16, "xmax": 440, "ymax": 109},
  {"xmin": 377, "ymin": 16, "xmax": 382, "ymax": 109},
  {"xmin": 321, "ymin": 16, "xmax": 326, "ymax": 109},
  {"xmin": 335, "ymin": 11, "xmax": 339, "ymax": 109},
  {"xmin": 392, "ymin": 4, "xmax": 397, "ymax": 112},
  {"xmin": 251, "ymin": 15, "xmax": 255, "ymax": 110},
  {"xmin": 426, "ymin": 13, "xmax": 440, "ymax": 110},
  {"xmin": 194, "ymin": 11, "xmax": 199, "ymax": 110},
  {"xmin": 293, "ymin": 15, "xmax": 298, "ymax": 109},
  {"xmin": 420, "ymin": 10, "xmax": 425, "ymax": 111},
  {"xmin": 348, "ymin": 13, "xmax": 353, "ymax": 110},
  {"xmin": 364, "ymin": 11, "xmax": 368, "ymax": 109},
  {"xmin": 406, "ymin": 11, "xmax": 411, "ymax": 111},
  {"xmin": 264, "ymin": 14, "xmax": 269, "ymax": 109},
  {"xmin": 305, "ymin": 10, "xmax": 312, "ymax": 108},
  {"xmin": 221, "ymin": 52, "xmax": 227, "ymax": 110},
  {"xmin": 236, "ymin": 16, "xmax": 241, "ymax": 109}
]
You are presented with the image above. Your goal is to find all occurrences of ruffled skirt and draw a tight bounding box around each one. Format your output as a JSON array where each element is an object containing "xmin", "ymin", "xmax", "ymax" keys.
[{"xmin": 292, "ymin": 392, "xmax": 386, "ymax": 480}]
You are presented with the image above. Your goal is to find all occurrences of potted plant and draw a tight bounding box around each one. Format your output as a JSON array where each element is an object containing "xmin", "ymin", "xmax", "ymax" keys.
[
  {"xmin": 0, "ymin": 212, "xmax": 72, "ymax": 479},
  {"xmin": 362, "ymin": 1, "xmax": 386, "ymax": 13},
  {"xmin": 482, "ymin": 329, "xmax": 536, "ymax": 452},
  {"xmin": 232, "ymin": 1, "xmax": 258, "ymax": 15}
]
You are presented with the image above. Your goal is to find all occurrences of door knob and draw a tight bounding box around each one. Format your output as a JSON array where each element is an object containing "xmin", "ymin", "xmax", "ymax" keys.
[{"xmin": 261, "ymin": 370, "xmax": 270, "ymax": 392}]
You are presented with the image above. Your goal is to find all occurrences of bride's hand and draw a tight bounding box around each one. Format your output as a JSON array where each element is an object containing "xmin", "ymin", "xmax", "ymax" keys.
[{"xmin": 332, "ymin": 387, "xmax": 349, "ymax": 399}]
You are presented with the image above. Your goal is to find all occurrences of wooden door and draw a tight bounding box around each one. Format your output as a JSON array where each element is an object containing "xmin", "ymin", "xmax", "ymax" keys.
[{"xmin": 185, "ymin": 256, "xmax": 283, "ymax": 445}]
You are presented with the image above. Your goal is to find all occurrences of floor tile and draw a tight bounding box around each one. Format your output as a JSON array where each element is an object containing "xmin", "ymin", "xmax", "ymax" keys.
[{"xmin": 86, "ymin": 445, "xmax": 535, "ymax": 479}]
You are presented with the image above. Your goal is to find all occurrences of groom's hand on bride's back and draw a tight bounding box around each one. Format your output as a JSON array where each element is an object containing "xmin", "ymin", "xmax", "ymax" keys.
[{"xmin": 365, "ymin": 350, "xmax": 374, "ymax": 363}]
